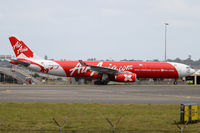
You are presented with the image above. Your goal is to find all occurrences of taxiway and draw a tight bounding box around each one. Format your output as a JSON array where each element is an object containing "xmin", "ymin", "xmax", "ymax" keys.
[{"xmin": 0, "ymin": 85, "xmax": 199, "ymax": 104}]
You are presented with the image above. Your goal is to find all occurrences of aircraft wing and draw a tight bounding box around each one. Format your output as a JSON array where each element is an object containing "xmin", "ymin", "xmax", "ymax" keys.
[{"xmin": 79, "ymin": 60, "xmax": 120, "ymax": 75}]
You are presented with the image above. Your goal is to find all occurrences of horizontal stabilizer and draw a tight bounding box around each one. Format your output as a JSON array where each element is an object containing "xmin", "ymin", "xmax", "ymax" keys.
[{"xmin": 10, "ymin": 59, "xmax": 30, "ymax": 67}]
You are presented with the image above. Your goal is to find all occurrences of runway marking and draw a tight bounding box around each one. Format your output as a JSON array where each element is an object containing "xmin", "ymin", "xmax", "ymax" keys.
[
  {"xmin": 0, "ymin": 89, "xmax": 11, "ymax": 93},
  {"xmin": 6, "ymin": 90, "xmax": 11, "ymax": 93},
  {"xmin": 156, "ymin": 94, "xmax": 200, "ymax": 100}
]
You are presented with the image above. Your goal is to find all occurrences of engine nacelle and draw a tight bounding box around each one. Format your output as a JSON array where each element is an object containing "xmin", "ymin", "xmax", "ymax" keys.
[{"xmin": 115, "ymin": 73, "xmax": 136, "ymax": 82}]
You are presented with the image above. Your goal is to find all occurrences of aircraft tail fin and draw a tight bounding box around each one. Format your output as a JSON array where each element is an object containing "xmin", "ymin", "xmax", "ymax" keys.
[{"xmin": 9, "ymin": 36, "xmax": 41, "ymax": 59}]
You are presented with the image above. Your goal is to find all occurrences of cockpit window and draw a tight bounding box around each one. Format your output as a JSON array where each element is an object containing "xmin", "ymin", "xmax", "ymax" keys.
[{"xmin": 186, "ymin": 66, "xmax": 190, "ymax": 73}]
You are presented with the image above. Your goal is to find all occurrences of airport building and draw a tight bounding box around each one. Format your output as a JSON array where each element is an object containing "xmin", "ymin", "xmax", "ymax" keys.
[
  {"xmin": 186, "ymin": 70, "xmax": 200, "ymax": 85},
  {"xmin": 0, "ymin": 55, "xmax": 13, "ymax": 60}
]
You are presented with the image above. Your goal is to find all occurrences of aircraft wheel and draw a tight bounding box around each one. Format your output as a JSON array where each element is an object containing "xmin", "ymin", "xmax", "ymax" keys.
[
  {"xmin": 94, "ymin": 80, "xmax": 108, "ymax": 85},
  {"xmin": 94, "ymin": 81, "xmax": 100, "ymax": 85},
  {"xmin": 102, "ymin": 81, "xmax": 108, "ymax": 85},
  {"xmin": 173, "ymin": 80, "xmax": 177, "ymax": 85}
]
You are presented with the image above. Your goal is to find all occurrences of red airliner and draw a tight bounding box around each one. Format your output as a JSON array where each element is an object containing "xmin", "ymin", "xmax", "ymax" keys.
[{"xmin": 9, "ymin": 36, "xmax": 195, "ymax": 85}]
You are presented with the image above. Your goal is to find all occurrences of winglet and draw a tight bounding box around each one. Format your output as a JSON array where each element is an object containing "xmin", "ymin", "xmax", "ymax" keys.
[{"xmin": 79, "ymin": 60, "xmax": 87, "ymax": 66}]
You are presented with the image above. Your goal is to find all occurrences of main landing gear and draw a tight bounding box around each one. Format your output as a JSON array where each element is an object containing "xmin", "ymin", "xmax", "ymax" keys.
[
  {"xmin": 94, "ymin": 74, "xmax": 109, "ymax": 85},
  {"xmin": 173, "ymin": 79, "xmax": 177, "ymax": 85},
  {"xmin": 94, "ymin": 80, "xmax": 109, "ymax": 85}
]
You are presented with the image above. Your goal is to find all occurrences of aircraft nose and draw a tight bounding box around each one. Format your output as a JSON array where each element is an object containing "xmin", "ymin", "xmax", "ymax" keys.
[
  {"xmin": 173, "ymin": 63, "xmax": 195, "ymax": 77},
  {"xmin": 190, "ymin": 68, "xmax": 196, "ymax": 75}
]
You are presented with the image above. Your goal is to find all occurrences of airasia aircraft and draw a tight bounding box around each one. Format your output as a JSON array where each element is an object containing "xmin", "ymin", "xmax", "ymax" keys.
[{"xmin": 9, "ymin": 36, "xmax": 195, "ymax": 85}]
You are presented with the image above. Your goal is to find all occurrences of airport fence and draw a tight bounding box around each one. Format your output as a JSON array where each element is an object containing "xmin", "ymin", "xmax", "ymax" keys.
[
  {"xmin": 0, "ymin": 116, "xmax": 199, "ymax": 133},
  {"xmin": 0, "ymin": 129, "xmax": 193, "ymax": 133}
]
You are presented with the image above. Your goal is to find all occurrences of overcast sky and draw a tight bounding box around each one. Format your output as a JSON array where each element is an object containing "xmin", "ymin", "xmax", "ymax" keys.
[{"xmin": 1, "ymin": 0, "xmax": 200, "ymax": 61}]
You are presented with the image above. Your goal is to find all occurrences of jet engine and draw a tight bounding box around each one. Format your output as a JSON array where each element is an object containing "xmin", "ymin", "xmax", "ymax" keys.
[{"xmin": 115, "ymin": 73, "xmax": 136, "ymax": 82}]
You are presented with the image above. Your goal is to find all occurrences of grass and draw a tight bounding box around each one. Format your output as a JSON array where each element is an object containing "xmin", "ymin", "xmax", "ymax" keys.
[{"xmin": 0, "ymin": 103, "xmax": 199, "ymax": 132}]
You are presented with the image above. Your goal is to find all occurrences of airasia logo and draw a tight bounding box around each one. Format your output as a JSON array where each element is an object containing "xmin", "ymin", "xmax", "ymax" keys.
[
  {"xmin": 115, "ymin": 73, "xmax": 136, "ymax": 82},
  {"xmin": 69, "ymin": 63, "xmax": 90, "ymax": 76},
  {"xmin": 12, "ymin": 41, "xmax": 33, "ymax": 58},
  {"xmin": 69, "ymin": 62, "xmax": 133, "ymax": 76},
  {"xmin": 69, "ymin": 62, "xmax": 103, "ymax": 76},
  {"xmin": 13, "ymin": 41, "xmax": 28, "ymax": 53},
  {"xmin": 124, "ymin": 74, "xmax": 133, "ymax": 81}
]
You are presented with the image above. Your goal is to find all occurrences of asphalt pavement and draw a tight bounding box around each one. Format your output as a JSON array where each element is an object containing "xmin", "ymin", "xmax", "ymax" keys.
[{"xmin": 0, "ymin": 85, "xmax": 199, "ymax": 104}]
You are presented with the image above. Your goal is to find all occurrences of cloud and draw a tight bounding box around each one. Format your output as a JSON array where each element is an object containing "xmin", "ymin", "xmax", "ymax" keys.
[
  {"xmin": 151, "ymin": 0, "xmax": 189, "ymax": 14},
  {"xmin": 1, "ymin": 0, "xmax": 200, "ymax": 60},
  {"xmin": 149, "ymin": 0, "xmax": 200, "ymax": 17},
  {"xmin": 167, "ymin": 19, "xmax": 196, "ymax": 27},
  {"xmin": 100, "ymin": 8, "xmax": 124, "ymax": 16},
  {"xmin": 146, "ymin": 0, "xmax": 200, "ymax": 28}
]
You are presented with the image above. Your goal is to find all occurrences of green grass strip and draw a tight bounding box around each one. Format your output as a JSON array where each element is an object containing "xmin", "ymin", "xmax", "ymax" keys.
[{"xmin": 0, "ymin": 103, "xmax": 199, "ymax": 132}]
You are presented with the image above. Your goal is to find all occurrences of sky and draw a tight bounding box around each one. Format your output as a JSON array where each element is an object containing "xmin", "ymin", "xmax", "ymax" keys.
[{"xmin": 1, "ymin": 0, "xmax": 200, "ymax": 61}]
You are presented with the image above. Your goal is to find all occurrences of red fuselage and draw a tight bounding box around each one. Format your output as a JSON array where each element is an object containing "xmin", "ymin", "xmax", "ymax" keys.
[{"xmin": 53, "ymin": 60, "xmax": 179, "ymax": 79}]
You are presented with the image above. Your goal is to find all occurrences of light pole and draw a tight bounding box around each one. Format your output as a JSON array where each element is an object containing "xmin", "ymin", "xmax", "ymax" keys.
[{"xmin": 164, "ymin": 23, "xmax": 169, "ymax": 62}]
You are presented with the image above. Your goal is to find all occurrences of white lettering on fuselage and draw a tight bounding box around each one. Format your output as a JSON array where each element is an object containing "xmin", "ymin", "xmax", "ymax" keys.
[
  {"xmin": 90, "ymin": 62, "xmax": 103, "ymax": 76},
  {"xmin": 69, "ymin": 63, "xmax": 89, "ymax": 76},
  {"xmin": 69, "ymin": 62, "xmax": 134, "ymax": 76}
]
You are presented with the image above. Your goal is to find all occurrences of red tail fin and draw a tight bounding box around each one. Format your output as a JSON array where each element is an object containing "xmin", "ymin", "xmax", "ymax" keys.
[{"xmin": 9, "ymin": 36, "xmax": 33, "ymax": 58}]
